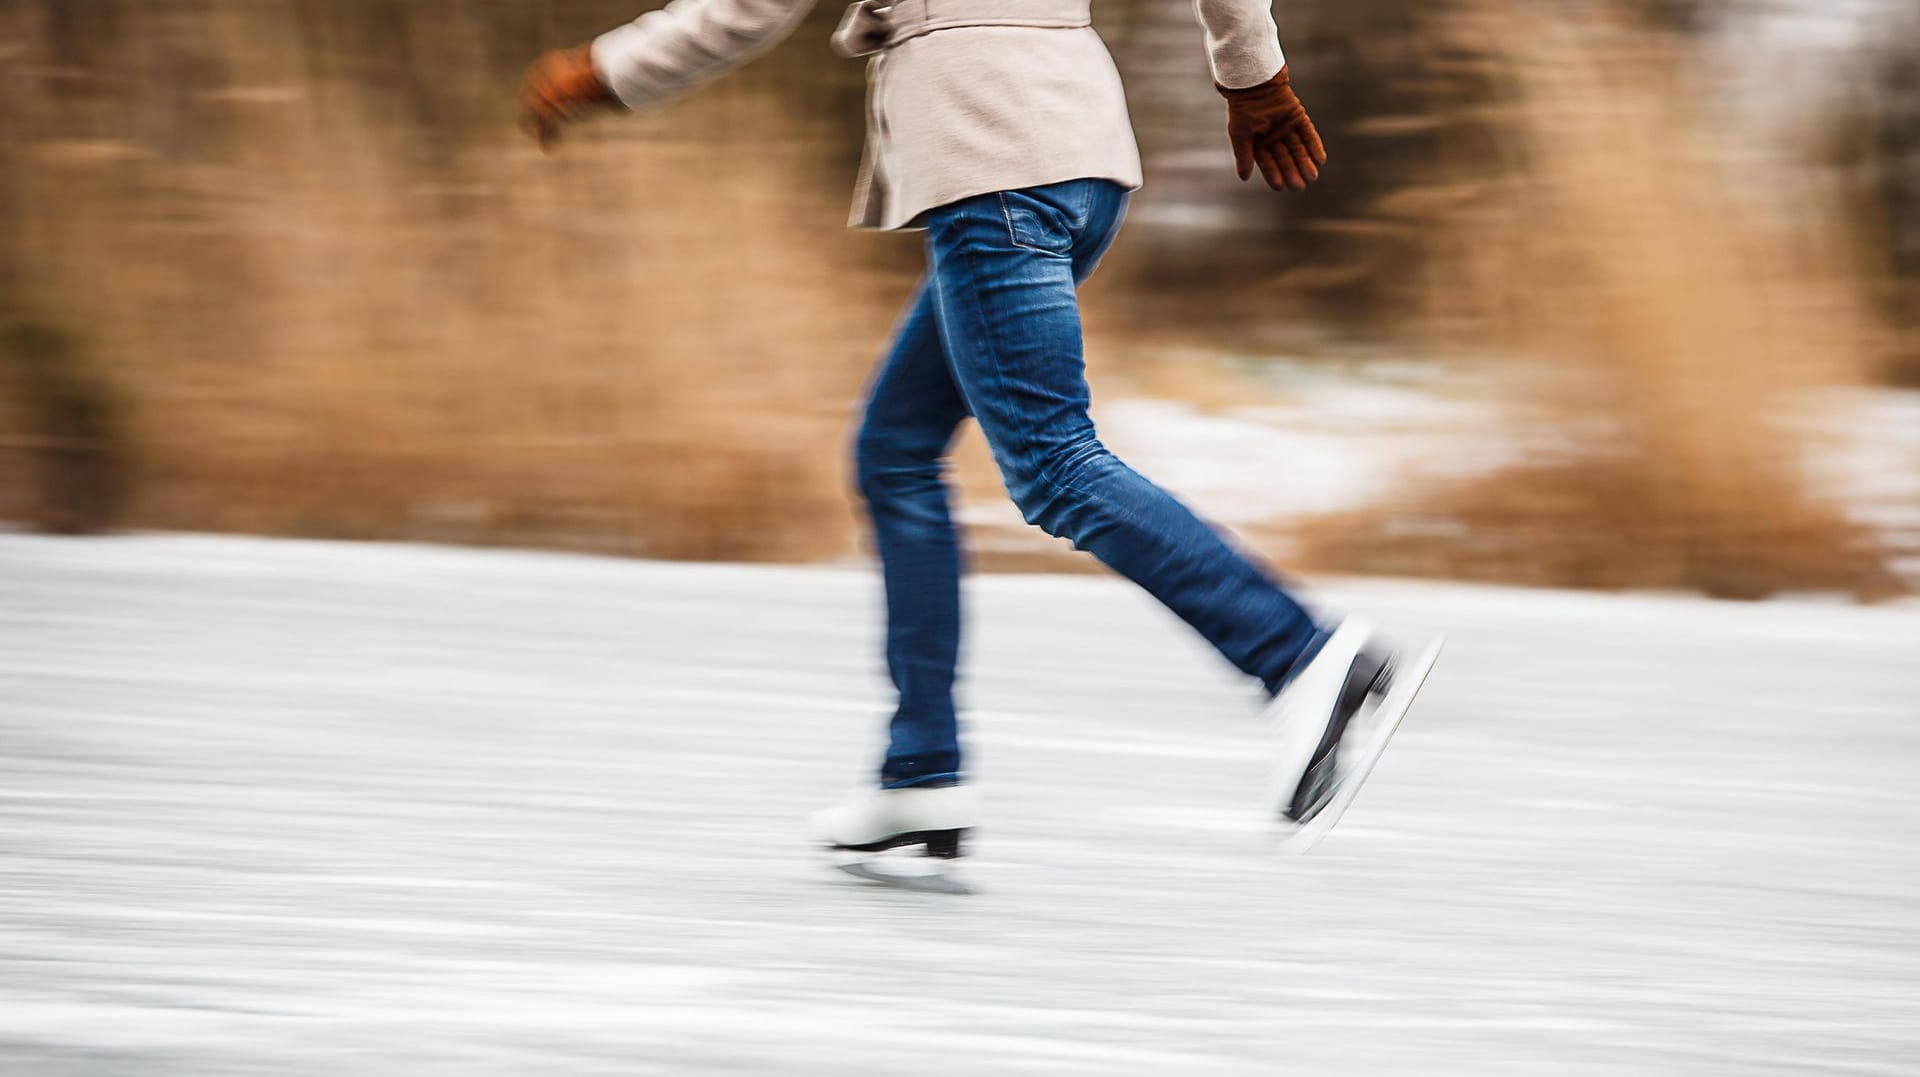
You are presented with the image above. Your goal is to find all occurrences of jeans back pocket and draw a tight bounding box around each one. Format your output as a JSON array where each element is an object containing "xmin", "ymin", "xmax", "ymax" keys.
[{"xmin": 998, "ymin": 181, "xmax": 1095, "ymax": 255}]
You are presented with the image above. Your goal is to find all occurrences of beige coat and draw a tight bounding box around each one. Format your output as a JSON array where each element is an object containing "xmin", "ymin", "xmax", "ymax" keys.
[{"xmin": 592, "ymin": 0, "xmax": 1286, "ymax": 230}]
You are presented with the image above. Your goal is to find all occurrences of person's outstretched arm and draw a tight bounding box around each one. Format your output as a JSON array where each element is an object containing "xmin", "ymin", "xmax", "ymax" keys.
[
  {"xmin": 521, "ymin": 0, "xmax": 818, "ymax": 152},
  {"xmin": 1191, "ymin": 0, "xmax": 1327, "ymax": 192}
]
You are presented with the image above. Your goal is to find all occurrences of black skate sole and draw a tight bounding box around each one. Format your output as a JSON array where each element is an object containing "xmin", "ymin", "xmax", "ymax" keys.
[
  {"xmin": 827, "ymin": 829, "xmax": 973, "ymax": 895},
  {"xmin": 830, "ymin": 828, "xmax": 967, "ymax": 860}
]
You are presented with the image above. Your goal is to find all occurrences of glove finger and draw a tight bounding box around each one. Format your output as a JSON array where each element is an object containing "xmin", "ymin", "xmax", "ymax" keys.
[
  {"xmin": 1229, "ymin": 129, "xmax": 1255, "ymax": 182},
  {"xmin": 1284, "ymin": 133, "xmax": 1319, "ymax": 184},
  {"xmin": 521, "ymin": 73, "xmax": 554, "ymax": 107},
  {"xmin": 1254, "ymin": 147, "xmax": 1282, "ymax": 190},
  {"xmin": 1257, "ymin": 146, "xmax": 1299, "ymax": 192},
  {"xmin": 1270, "ymin": 142, "xmax": 1309, "ymax": 191},
  {"xmin": 1297, "ymin": 118, "xmax": 1328, "ymax": 166},
  {"xmin": 1283, "ymin": 150, "xmax": 1309, "ymax": 191},
  {"xmin": 521, "ymin": 87, "xmax": 556, "ymax": 126},
  {"xmin": 520, "ymin": 102, "xmax": 563, "ymax": 153}
]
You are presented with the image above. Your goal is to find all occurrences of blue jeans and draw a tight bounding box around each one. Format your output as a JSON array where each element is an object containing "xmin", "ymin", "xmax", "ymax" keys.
[{"xmin": 855, "ymin": 178, "xmax": 1323, "ymax": 788}]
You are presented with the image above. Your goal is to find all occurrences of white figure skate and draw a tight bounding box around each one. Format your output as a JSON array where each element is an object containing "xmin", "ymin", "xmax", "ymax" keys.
[
  {"xmin": 809, "ymin": 784, "xmax": 978, "ymax": 895},
  {"xmin": 1266, "ymin": 618, "xmax": 1443, "ymax": 854}
]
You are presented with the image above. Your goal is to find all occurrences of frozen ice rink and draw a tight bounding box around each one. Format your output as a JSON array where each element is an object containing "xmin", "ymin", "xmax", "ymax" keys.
[{"xmin": 3, "ymin": 534, "xmax": 1918, "ymax": 1075}]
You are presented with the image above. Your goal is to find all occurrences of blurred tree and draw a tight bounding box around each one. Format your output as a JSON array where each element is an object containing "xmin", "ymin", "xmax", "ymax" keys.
[
  {"xmin": 1619, "ymin": 0, "xmax": 1720, "ymax": 34},
  {"xmin": 0, "ymin": 0, "xmax": 1903, "ymax": 592},
  {"xmin": 1870, "ymin": 22, "xmax": 1920, "ymax": 374},
  {"xmin": 1104, "ymin": 0, "xmax": 1735, "ymax": 342},
  {"xmin": 1100, "ymin": 0, "xmax": 1520, "ymax": 341},
  {"xmin": 0, "ymin": 323, "xmax": 128, "ymax": 534},
  {"xmin": 1831, "ymin": 10, "xmax": 1920, "ymax": 385}
]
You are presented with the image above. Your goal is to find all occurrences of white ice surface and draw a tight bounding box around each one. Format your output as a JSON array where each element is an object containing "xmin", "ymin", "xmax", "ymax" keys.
[{"xmin": 3, "ymin": 533, "xmax": 1919, "ymax": 1075}]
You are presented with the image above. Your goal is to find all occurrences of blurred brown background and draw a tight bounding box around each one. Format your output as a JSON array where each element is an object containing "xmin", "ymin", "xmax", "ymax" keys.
[{"xmin": 1, "ymin": 0, "xmax": 1916, "ymax": 598}]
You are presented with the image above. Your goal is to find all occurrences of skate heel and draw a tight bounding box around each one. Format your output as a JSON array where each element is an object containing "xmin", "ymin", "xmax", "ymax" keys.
[{"xmin": 922, "ymin": 828, "xmax": 966, "ymax": 860}]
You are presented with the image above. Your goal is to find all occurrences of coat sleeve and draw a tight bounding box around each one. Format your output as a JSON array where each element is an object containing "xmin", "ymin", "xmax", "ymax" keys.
[
  {"xmin": 591, "ymin": 0, "xmax": 820, "ymax": 111},
  {"xmin": 1190, "ymin": 0, "xmax": 1286, "ymax": 90}
]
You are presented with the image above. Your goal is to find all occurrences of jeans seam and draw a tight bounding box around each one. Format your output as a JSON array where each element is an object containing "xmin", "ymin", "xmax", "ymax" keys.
[
  {"xmin": 942, "ymin": 191, "xmax": 1307, "ymax": 688},
  {"xmin": 921, "ymin": 192, "xmax": 1315, "ymax": 703},
  {"xmin": 940, "ymin": 211, "xmax": 1143, "ymax": 529},
  {"xmin": 1074, "ymin": 189, "xmax": 1129, "ymax": 283},
  {"xmin": 959, "ymin": 206, "xmax": 1083, "ymax": 504},
  {"xmin": 944, "ymin": 237, "xmax": 1094, "ymax": 512}
]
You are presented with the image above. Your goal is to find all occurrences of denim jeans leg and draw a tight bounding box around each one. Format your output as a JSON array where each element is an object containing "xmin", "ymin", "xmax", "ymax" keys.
[
  {"xmin": 924, "ymin": 180, "xmax": 1323, "ymax": 694},
  {"xmin": 854, "ymin": 278, "xmax": 971, "ymax": 787}
]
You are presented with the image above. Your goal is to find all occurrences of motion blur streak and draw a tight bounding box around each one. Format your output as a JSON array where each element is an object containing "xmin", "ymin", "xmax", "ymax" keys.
[
  {"xmin": 0, "ymin": 0, "xmax": 1914, "ymax": 592},
  {"xmin": 3, "ymin": 1, "xmax": 1920, "ymax": 1074},
  {"xmin": 3, "ymin": 533, "xmax": 1919, "ymax": 1073}
]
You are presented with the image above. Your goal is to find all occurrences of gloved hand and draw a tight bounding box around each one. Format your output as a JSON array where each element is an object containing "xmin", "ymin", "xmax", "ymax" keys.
[
  {"xmin": 1218, "ymin": 66, "xmax": 1327, "ymax": 192},
  {"xmin": 519, "ymin": 46, "xmax": 620, "ymax": 153}
]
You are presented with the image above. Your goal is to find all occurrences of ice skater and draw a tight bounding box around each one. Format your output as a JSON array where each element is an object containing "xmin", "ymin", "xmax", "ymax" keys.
[{"xmin": 521, "ymin": 0, "xmax": 1440, "ymax": 888}]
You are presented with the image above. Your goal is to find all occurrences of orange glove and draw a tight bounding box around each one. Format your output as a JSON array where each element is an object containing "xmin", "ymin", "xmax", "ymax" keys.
[
  {"xmin": 519, "ymin": 46, "xmax": 620, "ymax": 153},
  {"xmin": 1218, "ymin": 66, "xmax": 1327, "ymax": 192}
]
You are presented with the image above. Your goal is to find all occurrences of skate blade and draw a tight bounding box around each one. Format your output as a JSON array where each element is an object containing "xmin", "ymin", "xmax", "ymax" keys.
[
  {"xmin": 832, "ymin": 859, "xmax": 975, "ymax": 896},
  {"xmin": 1277, "ymin": 636, "xmax": 1443, "ymax": 856}
]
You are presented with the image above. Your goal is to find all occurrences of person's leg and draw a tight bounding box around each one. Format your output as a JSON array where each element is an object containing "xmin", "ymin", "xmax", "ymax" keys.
[
  {"xmin": 925, "ymin": 179, "xmax": 1323, "ymax": 694},
  {"xmin": 853, "ymin": 278, "xmax": 972, "ymax": 787}
]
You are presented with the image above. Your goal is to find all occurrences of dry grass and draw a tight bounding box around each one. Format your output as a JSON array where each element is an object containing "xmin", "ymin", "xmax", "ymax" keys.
[
  {"xmin": 0, "ymin": 0, "xmax": 1908, "ymax": 597},
  {"xmin": 1296, "ymin": 456, "xmax": 1902, "ymax": 599},
  {"xmin": 1293, "ymin": 1, "xmax": 1899, "ymax": 598},
  {"xmin": 0, "ymin": 1, "xmax": 906, "ymax": 560}
]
